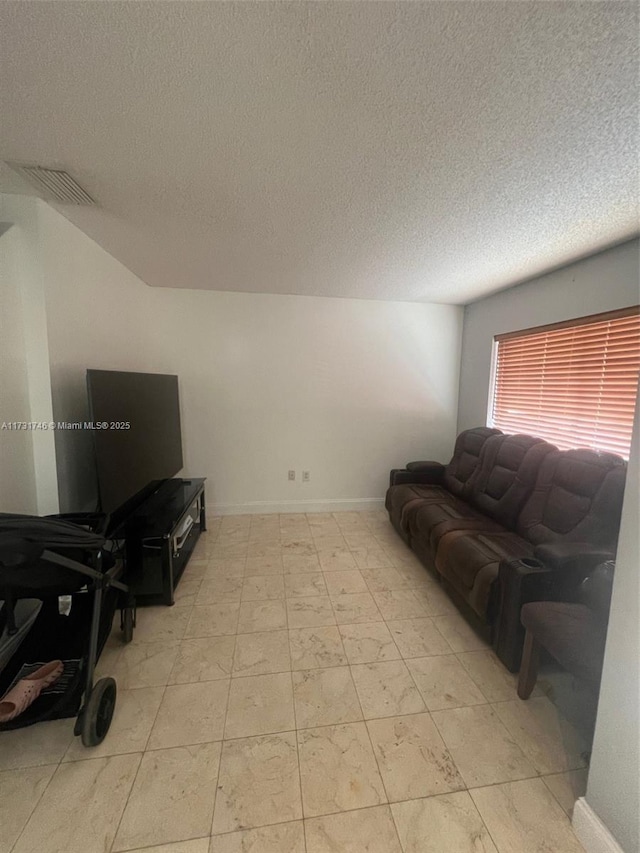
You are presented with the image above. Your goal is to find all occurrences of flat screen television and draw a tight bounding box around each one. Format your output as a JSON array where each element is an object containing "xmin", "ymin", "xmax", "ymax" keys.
[{"xmin": 86, "ymin": 369, "xmax": 183, "ymax": 517}]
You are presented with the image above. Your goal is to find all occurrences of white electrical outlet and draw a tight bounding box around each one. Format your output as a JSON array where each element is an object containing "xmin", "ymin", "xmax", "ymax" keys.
[
  {"xmin": 302, "ymin": 470, "xmax": 310, "ymax": 482},
  {"xmin": 288, "ymin": 470, "xmax": 296, "ymax": 481}
]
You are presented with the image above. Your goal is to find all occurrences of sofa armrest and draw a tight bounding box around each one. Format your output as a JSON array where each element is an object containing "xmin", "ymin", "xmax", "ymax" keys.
[
  {"xmin": 405, "ymin": 461, "xmax": 446, "ymax": 482},
  {"xmin": 492, "ymin": 558, "xmax": 554, "ymax": 672},
  {"xmin": 578, "ymin": 561, "xmax": 615, "ymax": 616},
  {"xmin": 533, "ymin": 541, "xmax": 614, "ymax": 575},
  {"xmin": 389, "ymin": 467, "xmax": 446, "ymax": 487},
  {"xmin": 534, "ymin": 542, "xmax": 615, "ymax": 601},
  {"xmin": 499, "ymin": 557, "xmax": 554, "ymax": 606}
]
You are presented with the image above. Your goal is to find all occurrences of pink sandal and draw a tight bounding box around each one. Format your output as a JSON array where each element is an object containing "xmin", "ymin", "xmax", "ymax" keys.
[{"xmin": 0, "ymin": 661, "xmax": 64, "ymax": 723}]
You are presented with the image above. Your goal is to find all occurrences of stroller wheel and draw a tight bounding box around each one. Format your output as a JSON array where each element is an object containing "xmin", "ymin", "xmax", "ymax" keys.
[
  {"xmin": 80, "ymin": 677, "xmax": 117, "ymax": 747},
  {"xmin": 122, "ymin": 607, "xmax": 135, "ymax": 644}
]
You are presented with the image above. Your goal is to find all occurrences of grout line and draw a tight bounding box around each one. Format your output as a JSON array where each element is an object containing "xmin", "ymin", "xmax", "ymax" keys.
[
  {"xmin": 106, "ymin": 752, "xmax": 144, "ymax": 853},
  {"xmin": 113, "ymin": 834, "xmax": 211, "ymax": 853},
  {"xmin": 288, "ymin": 668, "xmax": 307, "ymax": 850},
  {"xmin": 8, "ymin": 759, "xmax": 60, "ymax": 853},
  {"xmin": 465, "ymin": 790, "xmax": 506, "ymax": 853},
  {"xmin": 387, "ymin": 801, "xmax": 411, "ymax": 853},
  {"xmin": 214, "ymin": 653, "xmax": 236, "ymax": 830},
  {"xmin": 106, "ymin": 601, "xmax": 189, "ymax": 853},
  {"xmin": 320, "ymin": 579, "xmax": 399, "ymax": 840},
  {"xmin": 210, "ymin": 815, "xmax": 307, "ymax": 844}
]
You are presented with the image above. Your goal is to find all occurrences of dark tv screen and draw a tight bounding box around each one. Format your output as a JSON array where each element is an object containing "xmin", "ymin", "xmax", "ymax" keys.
[{"xmin": 87, "ymin": 369, "xmax": 183, "ymax": 514}]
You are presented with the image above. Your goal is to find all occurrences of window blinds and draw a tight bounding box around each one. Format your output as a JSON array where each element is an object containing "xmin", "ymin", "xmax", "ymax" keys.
[{"xmin": 490, "ymin": 307, "xmax": 640, "ymax": 458}]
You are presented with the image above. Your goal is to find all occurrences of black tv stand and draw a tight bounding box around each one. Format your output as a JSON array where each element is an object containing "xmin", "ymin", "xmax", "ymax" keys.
[{"xmin": 123, "ymin": 478, "xmax": 206, "ymax": 606}]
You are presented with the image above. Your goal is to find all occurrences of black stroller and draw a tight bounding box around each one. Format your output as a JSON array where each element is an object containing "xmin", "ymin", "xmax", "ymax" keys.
[{"xmin": 0, "ymin": 513, "xmax": 135, "ymax": 746}]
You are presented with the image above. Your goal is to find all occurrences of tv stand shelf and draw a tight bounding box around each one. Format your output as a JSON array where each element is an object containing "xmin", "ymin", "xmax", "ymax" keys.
[{"xmin": 123, "ymin": 478, "xmax": 206, "ymax": 606}]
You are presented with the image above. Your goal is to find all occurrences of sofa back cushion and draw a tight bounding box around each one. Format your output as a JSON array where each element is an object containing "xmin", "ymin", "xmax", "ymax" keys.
[
  {"xmin": 517, "ymin": 449, "xmax": 627, "ymax": 549},
  {"xmin": 443, "ymin": 427, "xmax": 502, "ymax": 498},
  {"xmin": 468, "ymin": 433, "xmax": 557, "ymax": 528}
]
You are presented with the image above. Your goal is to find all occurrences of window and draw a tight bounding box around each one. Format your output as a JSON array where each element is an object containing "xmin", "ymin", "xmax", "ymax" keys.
[{"xmin": 489, "ymin": 307, "xmax": 640, "ymax": 459}]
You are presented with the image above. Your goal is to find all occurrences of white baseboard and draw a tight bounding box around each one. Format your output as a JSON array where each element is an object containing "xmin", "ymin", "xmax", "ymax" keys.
[
  {"xmin": 207, "ymin": 497, "xmax": 385, "ymax": 517},
  {"xmin": 572, "ymin": 798, "xmax": 625, "ymax": 853}
]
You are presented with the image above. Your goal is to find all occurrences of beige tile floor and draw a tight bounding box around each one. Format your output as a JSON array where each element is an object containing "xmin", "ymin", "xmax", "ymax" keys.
[{"xmin": 0, "ymin": 511, "xmax": 588, "ymax": 853}]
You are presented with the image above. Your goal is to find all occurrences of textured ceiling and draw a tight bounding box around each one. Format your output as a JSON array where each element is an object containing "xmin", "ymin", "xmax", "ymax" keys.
[{"xmin": 0, "ymin": 1, "xmax": 638, "ymax": 304}]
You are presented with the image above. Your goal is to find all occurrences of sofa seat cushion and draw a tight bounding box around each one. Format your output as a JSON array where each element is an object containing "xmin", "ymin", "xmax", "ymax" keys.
[
  {"xmin": 435, "ymin": 530, "xmax": 535, "ymax": 620},
  {"xmin": 386, "ymin": 483, "xmax": 458, "ymax": 537},
  {"xmin": 521, "ymin": 601, "xmax": 607, "ymax": 684},
  {"xmin": 436, "ymin": 530, "xmax": 534, "ymax": 593},
  {"xmin": 385, "ymin": 427, "xmax": 502, "ymax": 541},
  {"xmin": 436, "ymin": 530, "xmax": 533, "ymax": 589},
  {"xmin": 411, "ymin": 498, "xmax": 506, "ymax": 556}
]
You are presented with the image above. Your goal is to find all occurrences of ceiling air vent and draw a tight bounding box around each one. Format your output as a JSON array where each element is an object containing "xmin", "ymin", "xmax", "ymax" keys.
[{"xmin": 6, "ymin": 163, "xmax": 96, "ymax": 205}]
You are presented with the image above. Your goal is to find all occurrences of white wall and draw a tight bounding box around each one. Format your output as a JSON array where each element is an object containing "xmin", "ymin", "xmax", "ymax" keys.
[
  {"xmin": 36, "ymin": 202, "xmax": 157, "ymax": 512},
  {"xmin": 0, "ymin": 225, "xmax": 37, "ymax": 513},
  {"xmin": 457, "ymin": 239, "xmax": 640, "ymax": 431},
  {"xmin": 0, "ymin": 194, "xmax": 58, "ymax": 514},
  {"xmin": 2, "ymin": 196, "xmax": 462, "ymax": 515},
  {"xmin": 576, "ymin": 392, "xmax": 640, "ymax": 853},
  {"xmin": 150, "ymin": 289, "xmax": 463, "ymax": 513}
]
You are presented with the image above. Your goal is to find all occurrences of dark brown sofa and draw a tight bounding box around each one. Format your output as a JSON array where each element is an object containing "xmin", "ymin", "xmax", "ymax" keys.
[
  {"xmin": 385, "ymin": 428, "xmax": 626, "ymax": 669},
  {"xmin": 387, "ymin": 427, "xmax": 501, "ymax": 544}
]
